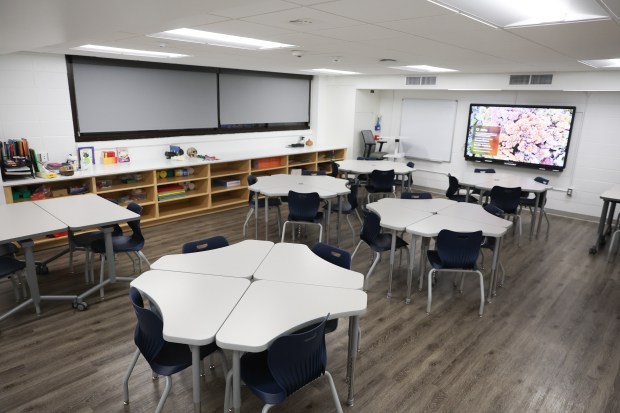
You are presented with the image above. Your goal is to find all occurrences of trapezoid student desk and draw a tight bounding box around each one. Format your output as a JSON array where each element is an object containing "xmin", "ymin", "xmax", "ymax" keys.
[
  {"xmin": 216, "ymin": 280, "xmax": 367, "ymax": 412},
  {"xmin": 590, "ymin": 184, "xmax": 620, "ymax": 254},
  {"xmin": 458, "ymin": 171, "xmax": 551, "ymax": 239},
  {"xmin": 34, "ymin": 194, "xmax": 140, "ymax": 309},
  {"xmin": 335, "ymin": 159, "xmax": 416, "ymax": 192},
  {"xmin": 248, "ymin": 174, "xmax": 350, "ymax": 245},
  {"xmin": 406, "ymin": 203, "xmax": 511, "ymax": 304},
  {"xmin": 0, "ymin": 202, "xmax": 67, "ymax": 322}
]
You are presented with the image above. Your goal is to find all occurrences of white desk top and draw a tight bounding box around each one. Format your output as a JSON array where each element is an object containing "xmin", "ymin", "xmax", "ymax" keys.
[
  {"xmin": 438, "ymin": 203, "xmax": 513, "ymax": 229},
  {"xmin": 150, "ymin": 240, "xmax": 274, "ymax": 278},
  {"xmin": 249, "ymin": 174, "xmax": 350, "ymax": 198},
  {"xmin": 601, "ymin": 184, "xmax": 620, "ymax": 202},
  {"xmin": 0, "ymin": 202, "xmax": 67, "ymax": 243},
  {"xmin": 375, "ymin": 197, "xmax": 457, "ymax": 214},
  {"xmin": 131, "ymin": 270, "xmax": 251, "ymax": 346},
  {"xmin": 34, "ymin": 194, "xmax": 139, "ymax": 230},
  {"xmin": 253, "ymin": 243, "xmax": 364, "ymax": 289},
  {"xmin": 406, "ymin": 214, "xmax": 508, "ymax": 238},
  {"xmin": 366, "ymin": 200, "xmax": 433, "ymax": 231},
  {"xmin": 459, "ymin": 172, "xmax": 551, "ymax": 193},
  {"xmin": 216, "ymin": 280, "xmax": 367, "ymax": 352},
  {"xmin": 335, "ymin": 159, "xmax": 414, "ymax": 175}
]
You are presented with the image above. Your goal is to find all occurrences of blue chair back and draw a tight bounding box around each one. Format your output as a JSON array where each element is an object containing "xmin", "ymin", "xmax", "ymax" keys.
[
  {"xmin": 446, "ymin": 174, "xmax": 460, "ymax": 198},
  {"xmin": 360, "ymin": 212, "xmax": 382, "ymax": 244},
  {"xmin": 126, "ymin": 202, "xmax": 144, "ymax": 243},
  {"xmin": 474, "ymin": 168, "xmax": 495, "ymax": 173},
  {"xmin": 368, "ymin": 169, "xmax": 394, "ymax": 192},
  {"xmin": 436, "ymin": 230, "xmax": 483, "ymax": 269},
  {"xmin": 330, "ymin": 161, "xmax": 339, "ymax": 178},
  {"xmin": 247, "ymin": 175, "xmax": 258, "ymax": 202},
  {"xmin": 302, "ymin": 170, "xmax": 326, "ymax": 176},
  {"xmin": 490, "ymin": 186, "xmax": 521, "ymax": 214},
  {"xmin": 401, "ymin": 192, "xmax": 432, "ymax": 199},
  {"xmin": 287, "ymin": 191, "xmax": 321, "ymax": 221},
  {"xmin": 311, "ymin": 243, "xmax": 351, "ymax": 269},
  {"xmin": 268, "ymin": 315, "xmax": 329, "ymax": 397},
  {"xmin": 347, "ymin": 182, "xmax": 360, "ymax": 210},
  {"xmin": 129, "ymin": 287, "xmax": 165, "ymax": 363},
  {"xmin": 182, "ymin": 236, "xmax": 229, "ymax": 254}
]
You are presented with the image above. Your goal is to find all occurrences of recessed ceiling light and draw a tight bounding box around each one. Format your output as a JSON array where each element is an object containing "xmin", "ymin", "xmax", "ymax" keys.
[
  {"xmin": 149, "ymin": 28, "xmax": 295, "ymax": 50},
  {"xmin": 579, "ymin": 58, "xmax": 620, "ymax": 69},
  {"xmin": 305, "ymin": 68, "xmax": 361, "ymax": 75},
  {"xmin": 72, "ymin": 45, "xmax": 188, "ymax": 58},
  {"xmin": 427, "ymin": 0, "xmax": 609, "ymax": 28},
  {"xmin": 392, "ymin": 65, "xmax": 458, "ymax": 73}
]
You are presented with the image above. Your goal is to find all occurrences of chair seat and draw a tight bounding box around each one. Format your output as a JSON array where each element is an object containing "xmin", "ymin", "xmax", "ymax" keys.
[
  {"xmin": 91, "ymin": 236, "xmax": 145, "ymax": 254},
  {"xmin": 0, "ymin": 256, "xmax": 26, "ymax": 278},
  {"xmin": 367, "ymin": 233, "xmax": 407, "ymax": 253},
  {"xmin": 71, "ymin": 231, "xmax": 105, "ymax": 248},
  {"xmin": 329, "ymin": 201, "xmax": 353, "ymax": 214},
  {"xmin": 288, "ymin": 211, "xmax": 324, "ymax": 223},
  {"xmin": 240, "ymin": 350, "xmax": 288, "ymax": 406},
  {"xmin": 519, "ymin": 197, "xmax": 537, "ymax": 207},
  {"xmin": 251, "ymin": 198, "xmax": 283, "ymax": 208},
  {"xmin": 427, "ymin": 250, "xmax": 477, "ymax": 270}
]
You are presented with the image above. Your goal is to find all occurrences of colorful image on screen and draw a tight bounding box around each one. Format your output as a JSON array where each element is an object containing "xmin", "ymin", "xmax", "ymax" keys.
[{"xmin": 464, "ymin": 104, "xmax": 576, "ymax": 171}]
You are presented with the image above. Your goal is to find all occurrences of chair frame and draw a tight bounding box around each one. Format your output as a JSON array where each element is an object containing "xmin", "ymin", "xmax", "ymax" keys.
[
  {"xmin": 281, "ymin": 191, "xmax": 324, "ymax": 243},
  {"xmin": 490, "ymin": 186, "xmax": 522, "ymax": 245}
]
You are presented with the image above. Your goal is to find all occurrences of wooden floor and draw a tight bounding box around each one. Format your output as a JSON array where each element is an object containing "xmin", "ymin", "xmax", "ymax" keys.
[{"xmin": 1, "ymin": 197, "xmax": 619, "ymax": 413}]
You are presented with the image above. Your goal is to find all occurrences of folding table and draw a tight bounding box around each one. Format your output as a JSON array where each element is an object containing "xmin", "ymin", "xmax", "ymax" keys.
[{"xmin": 589, "ymin": 184, "xmax": 620, "ymax": 254}]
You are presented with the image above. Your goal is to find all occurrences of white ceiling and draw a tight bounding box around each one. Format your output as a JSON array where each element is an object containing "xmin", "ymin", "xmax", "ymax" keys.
[{"xmin": 1, "ymin": 0, "xmax": 620, "ymax": 75}]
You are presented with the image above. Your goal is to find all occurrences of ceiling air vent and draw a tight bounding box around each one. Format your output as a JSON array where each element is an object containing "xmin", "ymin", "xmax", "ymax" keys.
[
  {"xmin": 509, "ymin": 74, "xmax": 553, "ymax": 85},
  {"xmin": 406, "ymin": 76, "xmax": 437, "ymax": 86}
]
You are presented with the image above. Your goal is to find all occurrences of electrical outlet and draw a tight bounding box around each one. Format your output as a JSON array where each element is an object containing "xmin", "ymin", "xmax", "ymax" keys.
[
  {"xmin": 567, "ymin": 187, "xmax": 573, "ymax": 196},
  {"xmin": 39, "ymin": 153, "xmax": 49, "ymax": 163}
]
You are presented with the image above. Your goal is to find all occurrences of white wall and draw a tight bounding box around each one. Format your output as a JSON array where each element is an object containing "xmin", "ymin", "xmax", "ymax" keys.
[{"xmin": 322, "ymin": 75, "xmax": 620, "ymax": 219}]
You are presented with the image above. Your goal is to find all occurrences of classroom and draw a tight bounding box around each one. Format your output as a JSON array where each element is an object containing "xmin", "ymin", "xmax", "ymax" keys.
[{"xmin": 1, "ymin": 1, "xmax": 620, "ymax": 412}]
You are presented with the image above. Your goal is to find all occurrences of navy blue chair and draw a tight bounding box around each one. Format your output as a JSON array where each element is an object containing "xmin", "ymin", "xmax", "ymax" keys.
[
  {"xmin": 490, "ymin": 186, "xmax": 522, "ymax": 244},
  {"xmin": 330, "ymin": 161, "xmax": 340, "ymax": 178},
  {"xmin": 401, "ymin": 191, "xmax": 432, "ymax": 200},
  {"xmin": 230, "ymin": 315, "xmax": 343, "ymax": 413},
  {"xmin": 351, "ymin": 212, "xmax": 408, "ymax": 291},
  {"xmin": 281, "ymin": 191, "xmax": 324, "ymax": 243},
  {"xmin": 327, "ymin": 181, "xmax": 362, "ymax": 245},
  {"xmin": 123, "ymin": 287, "xmax": 225, "ymax": 413},
  {"xmin": 182, "ymin": 235, "xmax": 229, "ymax": 253},
  {"xmin": 519, "ymin": 176, "xmax": 551, "ymax": 237},
  {"xmin": 91, "ymin": 202, "xmax": 150, "ymax": 297},
  {"xmin": 244, "ymin": 175, "xmax": 282, "ymax": 239},
  {"xmin": 0, "ymin": 243, "xmax": 27, "ymax": 303},
  {"xmin": 68, "ymin": 225, "xmax": 123, "ymax": 284},
  {"xmin": 446, "ymin": 174, "xmax": 478, "ymax": 203},
  {"xmin": 301, "ymin": 169, "xmax": 326, "ymax": 176},
  {"xmin": 426, "ymin": 230, "xmax": 485, "ymax": 317},
  {"xmin": 366, "ymin": 169, "xmax": 395, "ymax": 203}
]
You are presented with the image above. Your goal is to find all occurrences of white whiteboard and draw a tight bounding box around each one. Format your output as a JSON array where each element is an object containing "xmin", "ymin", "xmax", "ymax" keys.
[{"xmin": 399, "ymin": 99, "xmax": 457, "ymax": 162}]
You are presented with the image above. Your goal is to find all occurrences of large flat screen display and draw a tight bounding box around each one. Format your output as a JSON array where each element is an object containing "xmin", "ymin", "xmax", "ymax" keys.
[{"xmin": 464, "ymin": 104, "xmax": 576, "ymax": 171}]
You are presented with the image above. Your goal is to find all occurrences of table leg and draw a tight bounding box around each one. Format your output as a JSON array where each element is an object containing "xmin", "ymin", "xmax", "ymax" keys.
[
  {"xmin": 326, "ymin": 199, "xmax": 332, "ymax": 244},
  {"xmin": 254, "ymin": 191, "xmax": 259, "ymax": 240},
  {"xmin": 530, "ymin": 193, "xmax": 540, "ymax": 239},
  {"xmin": 265, "ymin": 196, "xmax": 270, "ymax": 241},
  {"xmin": 233, "ymin": 350, "xmax": 242, "ymax": 412},
  {"xmin": 606, "ymin": 203, "xmax": 617, "ymax": 237},
  {"xmin": 591, "ymin": 200, "xmax": 610, "ymax": 254},
  {"xmin": 487, "ymin": 236, "xmax": 502, "ymax": 301},
  {"xmin": 337, "ymin": 195, "xmax": 343, "ymax": 247},
  {"xmin": 405, "ymin": 236, "xmax": 417, "ymax": 304},
  {"xmin": 102, "ymin": 226, "xmax": 116, "ymax": 283},
  {"xmin": 190, "ymin": 345, "xmax": 201, "ymax": 412},
  {"xmin": 535, "ymin": 191, "xmax": 546, "ymax": 238},
  {"xmin": 418, "ymin": 237, "xmax": 430, "ymax": 292},
  {"xmin": 387, "ymin": 230, "xmax": 397, "ymax": 298},
  {"xmin": 346, "ymin": 315, "xmax": 360, "ymax": 406}
]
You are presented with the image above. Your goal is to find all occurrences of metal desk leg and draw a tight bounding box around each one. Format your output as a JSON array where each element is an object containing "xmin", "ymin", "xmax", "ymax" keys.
[
  {"xmin": 254, "ymin": 191, "xmax": 259, "ymax": 240},
  {"xmin": 405, "ymin": 236, "xmax": 417, "ymax": 304},
  {"xmin": 606, "ymin": 203, "xmax": 617, "ymax": 237},
  {"xmin": 190, "ymin": 345, "xmax": 201, "ymax": 412},
  {"xmin": 530, "ymin": 193, "xmax": 540, "ymax": 239},
  {"xmin": 337, "ymin": 195, "xmax": 343, "ymax": 247},
  {"xmin": 346, "ymin": 315, "xmax": 360, "ymax": 406},
  {"xmin": 0, "ymin": 240, "xmax": 43, "ymax": 322},
  {"xmin": 326, "ymin": 199, "xmax": 332, "ymax": 244},
  {"xmin": 103, "ymin": 226, "xmax": 116, "ymax": 282},
  {"xmin": 387, "ymin": 230, "xmax": 397, "ymax": 298},
  {"xmin": 591, "ymin": 200, "xmax": 610, "ymax": 254},
  {"xmin": 536, "ymin": 191, "xmax": 546, "ymax": 237},
  {"xmin": 265, "ymin": 196, "xmax": 270, "ymax": 241},
  {"xmin": 232, "ymin": 350, "xmax": 242, "ymax": 412},
  {"xmin": 488, "ymin": 236, "xmax": 502, "ymax": 301},
  {"xmin": 418, "ymin": 237, "xmax": 430, "ymax": 292}
]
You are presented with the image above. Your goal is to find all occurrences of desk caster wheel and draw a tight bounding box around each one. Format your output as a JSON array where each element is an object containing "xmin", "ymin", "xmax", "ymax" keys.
[
  {"xmin": 74, "ymin": 302, "xmax": 88, "ymax": 311},
  {"xmin": 36, "ymin": 264, "xmax": 49, "ymax": 275},
  {"xmin": 589, "ymin": 246, "xmax": 598, "ymax": 255}
]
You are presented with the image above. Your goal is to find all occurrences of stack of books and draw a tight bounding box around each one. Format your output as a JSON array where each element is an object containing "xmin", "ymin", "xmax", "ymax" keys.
[
  {"xmin": 1, "ymin": 139, "xmax": 35, "ymax": 180},
  {"xmin": 157, "ymin": 184, "xmax": 186, "ymax": 201}
]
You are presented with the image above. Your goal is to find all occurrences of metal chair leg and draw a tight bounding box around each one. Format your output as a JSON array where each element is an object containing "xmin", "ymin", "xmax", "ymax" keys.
[{"xmin": 122, "ymin": 348, "xmax": 141, "ymax": 405}]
